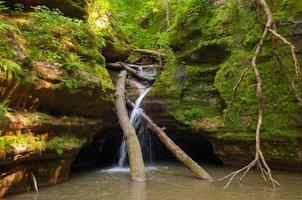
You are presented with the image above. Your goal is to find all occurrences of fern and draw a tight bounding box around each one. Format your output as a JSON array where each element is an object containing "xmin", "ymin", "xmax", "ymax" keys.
[
  {"xmin": 0, "ymin": 100, "xmax": 11, "ymax": 117},
  {"xmin": 0, "ymin": 59, "xmax": 22, "ymax": 80}
]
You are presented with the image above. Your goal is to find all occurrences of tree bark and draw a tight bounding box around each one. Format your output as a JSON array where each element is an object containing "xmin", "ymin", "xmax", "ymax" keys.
[
  {"xmin": 115, "ymin": 71, "xmax": 146, "ymax": 182},
  {"xmin": 127, "ymin": 100, "xmax": 213, "ymax": 180},
  {"xmin": 107, "ymin": 62, "xmax": 155, "ymax": 83},
  {"xmin": 131, "ymin": 47, "xmax": 167, "ymax": 58}
]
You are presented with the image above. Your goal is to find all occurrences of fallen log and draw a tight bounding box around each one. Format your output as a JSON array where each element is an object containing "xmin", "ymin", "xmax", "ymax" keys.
[
  {"xmin": 107, "ymin": 62, "xmax": 155, "ymax": 69},
  {"xmin": 126, "ymin": 99, "xmax": 213, "ymax": 180},
  {"xmin": 107, "ymin": 62, "xmax": 155, "ymax": 83},
  {"xmin": 131, "ymin": 47, "xmax": 167, "ymax": 58},
  {"xmin": 115, "ymin": 71, "xmax": 146, "ymax": 182}
]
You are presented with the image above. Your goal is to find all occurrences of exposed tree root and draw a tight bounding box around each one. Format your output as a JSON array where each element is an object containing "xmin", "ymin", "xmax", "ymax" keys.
[{"xmin": 219, "ymin": 0, "xmax": 300, "ymax": 188}]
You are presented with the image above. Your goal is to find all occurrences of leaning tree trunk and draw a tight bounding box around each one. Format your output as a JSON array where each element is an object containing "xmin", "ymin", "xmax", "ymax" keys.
[
  {"xmin": 115, "ymin": 70, "xmax": 146, "ymax": 182},
  {"xmin": 127, "ymin": 100, "xmax": 213, "ymax": 180}
]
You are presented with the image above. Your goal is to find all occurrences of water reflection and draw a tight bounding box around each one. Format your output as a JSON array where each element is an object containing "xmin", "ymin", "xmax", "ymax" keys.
[
  {"xmin": 130, "ymin": 182, "xmax": 146, "ymax": 200},
  {"xmin": 5, "ymin": 164, "xmax": 302, "ymax": 200}
]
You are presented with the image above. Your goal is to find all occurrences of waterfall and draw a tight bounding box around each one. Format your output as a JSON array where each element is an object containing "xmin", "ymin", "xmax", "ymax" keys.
[{"xmin": 118, "ymin": 86, "xmax": 152, "ymax": 167}]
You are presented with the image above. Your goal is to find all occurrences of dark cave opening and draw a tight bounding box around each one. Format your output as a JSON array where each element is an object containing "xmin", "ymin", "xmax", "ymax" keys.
[{"xmin": 71, "ymin": 125, "xmax": 222, "ymax": 171}]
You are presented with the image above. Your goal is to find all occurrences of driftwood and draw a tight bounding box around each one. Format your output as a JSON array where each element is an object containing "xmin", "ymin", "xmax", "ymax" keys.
[
  {"xmin": 107, "ymin": 62, "xmax": 155, "ymax": 83},
  {"xmin": 115, "ymin": 70, "xmax": 146, "ymax": 182},
  {"xmin": 127, "ymin": 99, "xmax": 213, "ymax": 180}
]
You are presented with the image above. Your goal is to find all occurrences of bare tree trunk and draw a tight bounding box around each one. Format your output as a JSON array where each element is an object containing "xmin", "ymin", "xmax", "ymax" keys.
[
  {"xmin": 115, "ymin": 70, "xmax": 146, "ymax": 183},
  {"xmin": 127, "ymin": 100, "xmax": 213, "ymax": 180}
]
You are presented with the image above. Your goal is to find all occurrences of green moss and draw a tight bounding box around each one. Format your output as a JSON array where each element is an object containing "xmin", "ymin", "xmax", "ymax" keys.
[
  {"xmin": 46, "ymin": 136, "xmax": 83, "ymax": 155},
  {"xmin": 0, "ymin": 6, "xmax": 114, "ymax": 94},
  {"xmin": 0, "ymin": 58, "xmax": 23, "ymax": 80},
  {"xmin": 0, "ymin": 134, "xmax": 83, "ymax": 157},
  {"xmin": 132, "ymin": 0, "xmax": 302, "ymax": 139},
  {"xmin": 214, "ymin": 1, "xmax": 302, "ymax": 134},
  {"xmin": 0, "ymin": 100, "xmax": 10, "ymax": 117},
  {"xmin": 22, "ymin": 6, "xmax": 106, "ymax": 66},
  {"xmin": 0, "ymin": 135, "xmax": 46, "ymax": 155}
]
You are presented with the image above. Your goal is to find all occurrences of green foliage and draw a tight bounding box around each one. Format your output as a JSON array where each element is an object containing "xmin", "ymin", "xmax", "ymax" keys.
[
  {"xmin": 0, "ymin": 1, "xmax": 8, "ymax": 12},
  {"xmin": 0, "ymin": 135, "xmax": 46, "ymax": 155},
  {"xmin": 0, "ymin": 134, "xmax": 82, "ymax": 156},
  {"xmin": 46, "ymin": 136, "xmax": 82, "ymax": 156},
  {"xmin": 114, "ymin": 0, "xmax": 302, "ymax": 137},
  {"xmin": 151, "ymin": 53, "xmax": 178, "ymax": 97},
  {"xmin": 108, "ymin": 0, "xmax": 170, "ymax": 50},
  {"xmin": 0, "ymin": 6, "xmax": 114, "ymax": 93},
  {"xmin": 22, "ymin": 6, "xmax": 105, "ymax": 65},
  {"xmin": 214, "ymin": 0, "xmax": 301, "ymax": 133},
  {"xmin": 0, "ymin": 19, "xmax": 22, "ymax": 61},
  {"xmin": 182, "ymin": 107, "xmax": 204, "ymax": 123},
  {"xmin": 0, "ymin": 58, "xmax": 23, "ymax": 80},
  {"xmin": 0, "ymin": 100, "xmax": 11, "ymax": 117}
]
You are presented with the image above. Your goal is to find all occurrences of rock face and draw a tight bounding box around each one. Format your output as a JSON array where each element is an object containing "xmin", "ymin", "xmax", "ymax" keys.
[
  {"xmin": 145, "ymin": 2, "xmax": 302, "ymax": 170},
  {"xmin": 0, "ymin": 150, "xmax": 78, "ymax": 197},
  {"xmin": 0, "ymin": 5, "xmax": 121, "ymax": 197},
  {"xmin": 208, "ymin": 133, "xmax": 302, "ymax": 170},
  {"xmin": 0, "ymin": 110, "xmax": 115, "ymax": 197}
]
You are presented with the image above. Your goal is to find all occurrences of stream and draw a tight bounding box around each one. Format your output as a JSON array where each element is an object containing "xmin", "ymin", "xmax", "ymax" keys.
[
  {"xmin": 6, "ymin": 65, "xmax": 302, "ymax": 200},
  {"xmin": 6, "ymin": 163, "xmax": 302, "ymax": 200}
]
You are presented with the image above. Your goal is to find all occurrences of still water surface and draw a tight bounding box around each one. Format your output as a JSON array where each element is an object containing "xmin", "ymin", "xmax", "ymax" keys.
[{"xmin": 6, "ymin": 163, "xmax": 302, "ymax": 200}]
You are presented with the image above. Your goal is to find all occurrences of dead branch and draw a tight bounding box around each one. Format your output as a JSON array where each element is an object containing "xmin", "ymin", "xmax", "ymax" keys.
[
  {"xmin": 114, "ymin": 70, "xmax": 146, "ymax": 182},
  {"xmin": 127, "ymin": 99, "xmax": 213, "ymax": 181},
  {"xmin": 107, "ymin": 62, "xmax": 155, "ymax": 69},
  {"xmin": 268, "ymin": 28, "xmax": 301, "ymax": 77},
  {"xmin": 107, "ymin": 62, "xmax": 155, "ymax": 83},
  {"xmin": 273, "ymin": 50, "xmax": 302, "ymax": 102},
  {"xmin": 131, "ymin": 47, "xmax": 167, "ymax": 58},
  {"xmin": 223, "ymin": 65, "xmax": 252, "ymax": 122}
]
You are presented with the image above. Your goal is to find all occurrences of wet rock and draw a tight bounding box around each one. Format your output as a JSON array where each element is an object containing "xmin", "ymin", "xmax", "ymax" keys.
[
  {"xmin": 0, "ymin": 150, "xmax": 78, "ymax": 197},
  {"xmin": 209, "ymin": 133, "xmax": 302, "ymax": 170}
]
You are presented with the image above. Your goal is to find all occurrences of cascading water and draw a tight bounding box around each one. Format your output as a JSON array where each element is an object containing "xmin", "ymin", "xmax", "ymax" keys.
[
  {"xmin": 118, "ymin": 86, "xmax": 152, "ymax": 167},
  {"xmin": 116, "ymin": 64, "xmax": 157, "ymax": 168},
  {"xmin": 100, "ymin": 65, "xmax": 157, "ymax": 173}
]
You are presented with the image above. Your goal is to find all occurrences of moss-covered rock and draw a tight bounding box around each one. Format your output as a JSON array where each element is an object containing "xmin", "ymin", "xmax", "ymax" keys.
[
  {"xmin": 0, "ymin": 9, "xmax": 116, "ymax": 118},
  {"xmin": 141, "ymin": 0, "xmax": 302, "ymax": 169},
  {"xmin": 4, "ymin": 0, "xmax": 87, "ymax": 19},
  {"xmin": 0, "ymin": 5, "xmax": 121, "ymax": 197}
]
